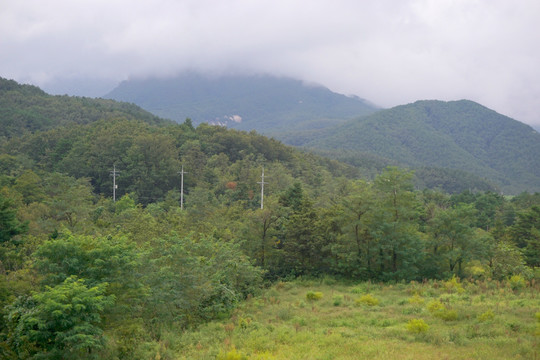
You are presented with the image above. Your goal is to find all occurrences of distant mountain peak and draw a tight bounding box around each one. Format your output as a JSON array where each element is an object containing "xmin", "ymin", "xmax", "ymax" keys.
[{"xmin": 104, "ymin": 72, "xmax": 379, "ymax": 132}]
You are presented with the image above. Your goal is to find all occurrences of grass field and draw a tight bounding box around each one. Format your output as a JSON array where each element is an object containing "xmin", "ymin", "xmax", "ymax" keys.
[{"xmin": 158, "ymin": 277, "xmax": 539, "ymax": 359}]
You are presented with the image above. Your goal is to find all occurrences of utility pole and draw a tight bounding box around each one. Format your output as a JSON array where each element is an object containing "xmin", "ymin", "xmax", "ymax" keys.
[
  {"xmin": 257, "ymin": 167, "xmax": 268, "ymax": 209},
  {"xmin": 110, "ymin": 164, "xmax": 120, "ymax": 202},
  {"xmin": 178, "ymin": 165, "xmax": 187, "ymax": 210}
]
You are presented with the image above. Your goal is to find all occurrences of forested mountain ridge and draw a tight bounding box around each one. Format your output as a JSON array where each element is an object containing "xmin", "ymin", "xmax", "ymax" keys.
[
  {"xmin": 0, "ymin": 77, "xmax": 166, "ymax": 139},
  {"xmin": 1, "ymin": 78, "xmax": 540, "ymax": 359},
  {"xmin": 302, "ymin": 100, "xmax": 540, "ymax": 194},
  {"xmin": 104, "ymin": 72, "xmax": 379, "ymax": 132}
]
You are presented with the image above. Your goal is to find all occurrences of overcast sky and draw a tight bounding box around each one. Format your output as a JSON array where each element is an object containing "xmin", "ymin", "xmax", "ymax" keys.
[{"xmin": 1, "ymin": 0, "xmax": 540, "ymax": 127}]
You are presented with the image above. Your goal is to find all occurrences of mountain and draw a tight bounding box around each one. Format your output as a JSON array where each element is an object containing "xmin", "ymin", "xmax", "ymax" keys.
[
  {"xmin": 302, "ymin": 100, "xmax": 540, "ymax": 194},
  {"xmin": 104, "ymin": 72, "xmax": 379, "ymax": 133},
  {"xmin": 0, "ymin": 77, "xmax": 166, "ymax": 139}
]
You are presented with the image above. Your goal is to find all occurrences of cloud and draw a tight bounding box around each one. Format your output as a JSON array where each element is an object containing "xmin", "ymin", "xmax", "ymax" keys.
[{"xmin": 1, "ymin": 0, "xmax": 539, "ymax": 126}]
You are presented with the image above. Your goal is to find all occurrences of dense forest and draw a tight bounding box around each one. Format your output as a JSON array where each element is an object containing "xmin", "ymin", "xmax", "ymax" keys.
[
  {"xmin": 302, "ymin": 100, "xmax": 540, "ymax": 194},
  {"xmin": 1, "ymin": 78, "xmax": 539, "ymax": 359}
]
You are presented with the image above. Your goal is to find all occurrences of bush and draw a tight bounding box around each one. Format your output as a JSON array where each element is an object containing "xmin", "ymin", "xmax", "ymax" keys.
[
  {"xmin": 508, "ymin": 274, "xmax": 527, "ymax": 291},
  {"xmin": 426, "ymin": 300, "xmax": 445, "ymax": 314},
  {"xmin": 408, "ymin": 294, "xmax": 425, "ymax": 305},
  {"xmin": 217, "ymin": 346, "xmax": 248, "ymax": 360},
  {"xmin": 305, "ymin": 291, "xmax": 323, "ymax": 301},
  {"xmin": 477, "ymin": 310, "xmax": 495, "ymax": 322},
  {"xmin": 355, "ymin": 294, "xmax": 379, "ymax": 306},
  {"xmin": 443, "ymin": 276, "xmax": 465, "ymax": 294},
  {"xmin": 332, "ymin": 294, "xmax": 344, "ymax": 306},
  {"xmin": 436, "ymin": 309, "xmax": 458, "ymax": 321},
  {"xmin": 406, "ymin": 319, "xmax": 429, "ymax": 333}
]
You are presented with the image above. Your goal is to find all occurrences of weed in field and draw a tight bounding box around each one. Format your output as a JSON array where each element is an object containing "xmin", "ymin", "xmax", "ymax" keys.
[
  {"xmin": 306, "ymin": 291, "xmax": 323, "ymax": 301},
  {"xmin": 276, "ymin": 307, "xmax": 292, "ymax": 321},
  {"xmin": 426, "ymin": 300, "xmax": 445, "ymax": 314},
  {"xmin": 408, "ymin": 294, "xmax": 425, "ymax": 305},
  {"xmin": 355, "ymin": 294, "xmax": 379, "ymax": 306},
  {"xmin": 477, "ymin": 310, "xmax": 495, "ymax": 322},
  {"xmin": 435, "ymin": 309, "xmax": 458, "ymax": 321},
  {"xmin": 406, "ymin": 319, "xmax": 429, "ymax": 333},
  {"xmin": 332, "ymin": 294, "xmax": 344, "ymax": 306},
  {"xmin": 444, "ymin": 275, "xmax": 465, "ymax": 294},
  {"xmin": 508, "ymin": 274, "xmax": 527, "ymax": 291},
  {"xmin": 217, "ymin": 346, "xmax": 248, "ymax": 360}
]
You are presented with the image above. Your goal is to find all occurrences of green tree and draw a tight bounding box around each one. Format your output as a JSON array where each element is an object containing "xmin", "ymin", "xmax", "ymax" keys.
[
  {"xmin": 370, "ymin": 167, "xmax": 423, "ymax": 280},
  {"xmin": 8, "ymin": 276, "xmax": 113, "ymax": 359},
  {"xmin": 426, "ymin": 203, "xmax": 481, "ymax": 276},
  {"xmin": 0, "ymin": 193, "xmax": 27, "ymax": 245},
  {"xmin": 510, "ymin": 205, "xmax": 540, "ymax": 267}
]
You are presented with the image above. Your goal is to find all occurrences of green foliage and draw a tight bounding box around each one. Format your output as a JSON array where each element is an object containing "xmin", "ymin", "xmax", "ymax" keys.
[
  {"xmin": 426, "ymin": 300, "xmax": 445, "ymax": 314},
  {"xmin": 355, "ymin": 294, "xmax": 379, "ymax": 306},
  {"xmin": 0, "ymin": 192, "xmax": 27, "ymax": 244},
  {"xmin": 406, "ymin": 319, "xmax": 429, "ymax": 333},
  {"xmin": 477, "ymin": 310, "xmax": 495, "ymax": 322},
  {"xmin": 408, "ymin": 294, "xmax": 425, "ymax": 305},
  {"xmin": 305, "ymin": 291, "xmax": 323, "ymax": 301},
  {"xmin": 508, "ymin": 274, "xmax": 527, "ymax": 291},
  {"xmin": 443, "ymin": 276, "xmax": 465, "ymax": 294},
  {"xmin": 332, "ymin": 294, "xmax": 344, "ymax": 306},
  {"xmin": 217, "ymin": 346, "xmax": 248, "ymax": 360},
  {"xmin": 304, "ymin": 100, "xmax": 540, "ymax": 194},
  {"xmin": 104, "ymin": 73, "xmax": 377, "ymax": 134},
  {"xmin": 8, "ymin": 276, "xmax": 114, "ymax": 359},
  {"xmin": 2, "ymin": 77, "xmax": 540, "ymax": 358}
]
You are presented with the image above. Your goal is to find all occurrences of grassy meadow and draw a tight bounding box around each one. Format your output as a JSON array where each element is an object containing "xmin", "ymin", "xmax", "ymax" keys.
[{"xmin": 162, "ymin": 277, "xmax": 540, "ymax": 360}]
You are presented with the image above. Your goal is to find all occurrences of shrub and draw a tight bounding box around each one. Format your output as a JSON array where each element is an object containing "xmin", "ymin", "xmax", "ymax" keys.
[
  {"xmin": 332, "ymin": 294, "xmax": 344, "ymax": 306},
  {"xmin": 217, "ymin": 346, "xmax": 248, "ymax": 360},
  {"xmin": 426, "ymin": 300, "xmax": 445, "ymax": 314},
  {"xmin": 477, "ymin": 310, "xmax": 495, "ymax": 322},
  {"xmin": 355, "ymin": 294, "xmax": 379, "ymax": 306},
  {"xmin": 408, "ymin": 294, "xmax": 425, "ymax": 305},
  {"xmin": 251, "ymin": 352, "xmax": 276, "ymax": 360},
  {"xmin": 508, "ymin": 274, "xmax": 527, "ymax": 291},
  {"xmin": 406, "ymin": 319, "xmax": 429, "ymax": 333},
  {"xmin": 436, "ymin": 309, "xmax": 458, "ymax": 321},
  {"xmin": 443, "ymin": 275, "xmax": 465, "ymax": 294},
  {"xmin": 305, "ymin": 291, "xmax": 323, "ymax": 301}
]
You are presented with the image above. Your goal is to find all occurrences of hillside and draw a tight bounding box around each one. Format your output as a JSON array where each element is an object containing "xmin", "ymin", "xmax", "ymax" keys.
[
  {"xmin": 104, "ymin": 72, "xmax": 379, "ymax": 132},
  {"xmin": 302, "ymin": 100, "xmax": 540, "ymax": 194},
  {"xmin": 0, "ymin": 77, "xmax": 166, "ymax": 139},
  {"xmin": 2, "ymin": 79, "xmax": 540, "ymax": 359}
]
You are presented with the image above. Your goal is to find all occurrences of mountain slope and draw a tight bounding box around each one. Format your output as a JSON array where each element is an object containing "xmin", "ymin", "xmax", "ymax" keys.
[
  {"xmin": 0, "ymin": 77, "xmax": 166, "ymax": 139},
  {"xmin": 104, "ymin": 72, "xmax": 379, "ymax": 132},
  {"xmin": 304, "ymin": 100, "xmax": 540, "ymax": 193}
]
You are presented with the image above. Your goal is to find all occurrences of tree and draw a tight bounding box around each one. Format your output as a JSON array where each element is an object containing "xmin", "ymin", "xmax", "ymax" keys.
[
  {"xmin": 0, "ymin": 193, "xmax": 27, "ymax": 245},
  {"xmin": 426, "ymin": 203, "xmax": 480, "ymax": 276},
  {"xmin": 8, "ymin": 276, "xmax": 113, "ymax": 359},
  {"xmin": 510, "ymin": 205, "xmax": 540, "ymax": 268},
  {"xmin": 370, "ymin": 167, "xmax": 423, "ymax": 280}
]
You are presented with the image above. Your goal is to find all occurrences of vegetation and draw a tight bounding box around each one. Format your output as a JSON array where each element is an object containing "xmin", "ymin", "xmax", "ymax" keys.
[
  {"xmin": 304, "ymin": 100, "xmax": 540, "ymax": 194},
  {"xmin": 161, "ymin": 279, "xmax": 539, "ymax": 359},
  {"xmin": 104, "ymin": 72, "xmax": 378, "ymax": 132},
  {"xmin": 1, "ymin": 78, "xmax": 539, "ymax": 358}
]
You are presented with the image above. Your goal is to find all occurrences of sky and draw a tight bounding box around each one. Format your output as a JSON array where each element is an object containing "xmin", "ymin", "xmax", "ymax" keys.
[{"xmin": 1, "ymin": 0, "xmax": 540, "ymax": 128}]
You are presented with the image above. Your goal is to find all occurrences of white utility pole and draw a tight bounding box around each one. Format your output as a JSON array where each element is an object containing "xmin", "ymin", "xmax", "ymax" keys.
[
  {"xmin": 110, "ymin": 165, "xmax": 120, "ymax": 202},
  {"xmin": 257, "ymin": 167, "xmax": 268, "ymax": 209},
  {"xmin": 178, "ymin": 165, "xmax": 188, "ymax": 210}
]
